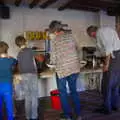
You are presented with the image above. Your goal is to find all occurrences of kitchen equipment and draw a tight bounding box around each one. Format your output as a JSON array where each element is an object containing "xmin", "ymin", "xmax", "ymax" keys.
[
  {"xmin": 82, "ymin": 47, "xmax": 104, "ymax": 69},
  {"xmin": 82, "ymin": 47, "xmax": 96, "ymax": 68},
  {"xmin": 80, "ymin": 60, "xmax": 87, "ymax": 68}
]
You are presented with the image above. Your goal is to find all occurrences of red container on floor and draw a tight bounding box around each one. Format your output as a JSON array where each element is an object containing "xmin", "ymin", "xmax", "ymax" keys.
[{"xmin": 50, "ymin": 89, "xmax": 62, "ymax": 110}]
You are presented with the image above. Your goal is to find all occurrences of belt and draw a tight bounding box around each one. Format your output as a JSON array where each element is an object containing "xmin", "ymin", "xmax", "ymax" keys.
[
  {"xmin": 112, "ymin": 50, "xmax": 120, "ymax": 58},
  {"xmin": 114, "ymin": 49, "xmax": 120, "ymax": 52}
]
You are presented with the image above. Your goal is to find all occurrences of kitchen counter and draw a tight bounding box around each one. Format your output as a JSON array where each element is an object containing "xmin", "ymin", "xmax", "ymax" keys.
[
  {"xmin": 13, "ymin": 68, "xmax": 103, "ymax": 97},
  {"xmin": 80, "ymin": 68, "xmax": 102, "ymax": 74},
  {"xmin": 39, "ymin": 68, "xmax": 103, "ymax": 78},
  {"xmin": 39, "ymin": 69, "xmax": 55, "ymax": 78},
  {"xmin": 39, "ymin": 67, "xmax": 103, "ymax": 93}
]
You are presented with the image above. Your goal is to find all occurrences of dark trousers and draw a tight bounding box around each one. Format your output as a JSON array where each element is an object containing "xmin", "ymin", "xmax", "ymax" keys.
[
  {"xmin": 102, "ymin": 71, "xmax": 120, "ymax": 112},
  {"xmin": 56, "ymin": 73, "xmax": 81, "ymax": 119},
  {"xmin": 101, "ymin": 50, "xmax": 120, "ymax": 112}
]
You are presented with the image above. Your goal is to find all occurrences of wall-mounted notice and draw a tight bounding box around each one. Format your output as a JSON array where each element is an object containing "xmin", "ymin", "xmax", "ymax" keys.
[{"xmin": 24, "ymin": 31, "xmax": 49, "ymax": 40}]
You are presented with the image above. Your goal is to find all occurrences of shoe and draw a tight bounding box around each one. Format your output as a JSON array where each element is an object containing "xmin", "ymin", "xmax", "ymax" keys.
[
  {"xmin": 76, "ymin": 116, "xmax": 82, "ymax": 120},
  {"xmin": 112, "ymin": 107, "xmax": 119, "ymax": 111},
  {"xmin": 60, "ymin": 118, "xmax": 72, "ymax": 120},
  {"xmin": 30, "ymin": 118, "xmax": 38, "ymax": 120},
  {"xmin": 93, "ymin": 107, "xmax": 111, "ymax": 114},
  {"xmin": 60, "ymin": 112, "xmax": 73, "ymax": 120}
]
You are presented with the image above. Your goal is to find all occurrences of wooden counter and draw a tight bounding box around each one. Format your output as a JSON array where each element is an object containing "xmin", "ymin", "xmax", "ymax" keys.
[
  {"xmin": 80, "ymin": 68, "xmax": 102, "ymax": 74},
  {"xmin": 39, "ymin": 68, "xmax": 103, "ymax": 78},
  {"xmin": 39, "ymin": 69, "xmax": 55, "ymax": 78}
]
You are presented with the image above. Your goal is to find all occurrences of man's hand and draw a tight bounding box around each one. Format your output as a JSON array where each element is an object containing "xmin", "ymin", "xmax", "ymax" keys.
[
  {"xmin": 103, "ymin": 64, "xmax": 109, "ymax": 72},
  {"xmin": 46, "ymin": 63, "xmax": 56, "ymax": 68},
  {"xmin": 103, "ymin": 54, "xmax": 111, "ymax": 72}
]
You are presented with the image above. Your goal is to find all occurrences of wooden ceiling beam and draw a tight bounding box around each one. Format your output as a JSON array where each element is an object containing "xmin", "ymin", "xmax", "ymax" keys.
[
  {"xmin": 40, "ymin": 0, "xmax": 57, "ymax": 9},
  {"xmin": 107, "ymin": 5, "xmax": 120, "ymax": 16},
  {"xmin": 58, "ymin": 0, "xmax": 119, "ymax": 11},
  {"xmin": 58, "ymin": 0, "xmax": 72, "ymax": 11},
  {"xmin": 14, "ymin": 0, "xmax": 22, "ymax": 6},
  {"xmin": 29, "ymin": 0, "xmax": 40, "ymax": 8},
  {"xmin": 76, "ymin": 0, "xmax": 118, "ymax": 7},
  {"xmin": 0, "ymin": 0, "xmax": 5, "ymax": 6},
  {"xmin": 68, "ymin": 0, "xmax": 118, "ymax": 10},
  {"xmin": 69, "ymin": 5, "xmax": 100, "ymax": 12}
]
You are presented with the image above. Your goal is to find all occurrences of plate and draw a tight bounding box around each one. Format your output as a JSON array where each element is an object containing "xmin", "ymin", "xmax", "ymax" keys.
[
  {"xmin": 46, "ymin": 64, "xmax": 56, "ymax": 68},
  {"xmin": 80, "ymin": 60, "xmax": 87, "ymax": 68}
]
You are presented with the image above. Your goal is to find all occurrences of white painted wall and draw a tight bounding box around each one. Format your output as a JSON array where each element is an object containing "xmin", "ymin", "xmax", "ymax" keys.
[
  {"xmin": 0, "ymin": 7, "xmax": 99, "ymax": 57},
  {"xmin": 99, "ymin": 10, "xmax": 115, "ymax": 28},
  {"xmin": 0, "ymin": 7, "xmax": 115, "ymax": 97}
]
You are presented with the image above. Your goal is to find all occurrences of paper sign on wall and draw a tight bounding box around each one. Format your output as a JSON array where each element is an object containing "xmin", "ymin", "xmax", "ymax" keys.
[{"xmin": 24, "ymin": 31, "xmax": 49, "ymax": 40}]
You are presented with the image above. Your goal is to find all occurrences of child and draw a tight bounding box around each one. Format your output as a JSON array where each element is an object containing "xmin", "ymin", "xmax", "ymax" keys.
[
  {"xmin": 15, "ymin": 36, "xmax": 38, "ymax": 120},
  {"xmin": 0, "ymin": 41, "xmax": 17, "ymax": 120}
]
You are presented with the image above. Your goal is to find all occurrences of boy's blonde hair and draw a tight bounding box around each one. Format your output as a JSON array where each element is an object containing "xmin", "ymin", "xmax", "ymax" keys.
[
  {"xmin": 15, "ymin": 36, "xmax": 26, "ymax": 47},
  {"xmin": 0, "ymin": 41, "xmax": 9, "ymax": 54}
]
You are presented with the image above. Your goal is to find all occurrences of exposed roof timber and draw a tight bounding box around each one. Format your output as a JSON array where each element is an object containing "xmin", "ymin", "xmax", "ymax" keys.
[
  {"xmin": 110, "ymin": 0, "xmax": 120, "ymax": 3},
  {"xmin": 0, "ymin": 0, "xmax": 5, "ymax": 5},
  {"xmin": 107, "ymin": 5, "xmax": 120, "ymax": 16},
  {"xmin": 57, "ymin": 0, "xmax": 120, "ymax": 13},
  {"xmin": 102, "ymin": 0, "xmax": 120, "ymax": 3},
  {"xmin": 29, "ymin": 0, "xmax": 40, "ymax": 8},
  {"xmin": 69, "ymin": 5, "xmax": 100, "ymax": 12},
  {"xmin": 58, "ymin": 0, "xmax": 72, "ymax": 11},
  {"xmin": 14, "ymin": 0, "xmax": 22, "ymax": 6},
  {"xmin": 40, "ymin": 0, "xmax": 57, "ymax": 8},
  {"xmin": 68, "ymin": 0, "xmax": 118, "ymax": 9},
  {"xmin": 58, "ymin": 0, "xmax": 118, "ymax": 11},
  {"xmin": 107, "ymin": 8, "xmax": 120, "ymax": 16}
]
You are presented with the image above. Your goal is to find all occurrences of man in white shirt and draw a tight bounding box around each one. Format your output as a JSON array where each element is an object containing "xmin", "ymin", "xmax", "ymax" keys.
[{"xmin": 87, "ymin": 25, "xmax": 120, "ymax": 114}]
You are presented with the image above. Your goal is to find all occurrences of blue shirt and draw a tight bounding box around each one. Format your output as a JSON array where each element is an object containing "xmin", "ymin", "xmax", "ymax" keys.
[{"xmin": 0, "ymin": 57, "xmax": 17, "ymax": 82}]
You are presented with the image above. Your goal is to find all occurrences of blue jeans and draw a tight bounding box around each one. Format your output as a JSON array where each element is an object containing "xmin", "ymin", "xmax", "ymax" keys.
[
  {"xmin": 21, "ymin": 74, "xmax": 38, "ymax": 119},
  {"xmin": 56, "ymin": 73, "xmax": 81, "ymax": 119},
  {"xmin": 102, "ymin": 71, "xmax": 120, "ymax": 112},
  {"xmin": 102, "ymin": 50, "xmax": 120, "ymax": 112},
  {"xmin": 0, "ymin": 82, "xmax": 13, "ymax": 120}
]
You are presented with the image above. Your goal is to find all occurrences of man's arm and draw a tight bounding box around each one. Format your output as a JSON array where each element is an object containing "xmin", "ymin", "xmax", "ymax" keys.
[
  {"xmin": 103, "ymin": 54, "xmax": 111, "ymax": 72},
  {"xmin": 49, "ymin": 39, "xmax": 56, "ymax": 65},
  {"xmin": 97, "ymin": 28, "xmax": 114, "ymax": 72}
]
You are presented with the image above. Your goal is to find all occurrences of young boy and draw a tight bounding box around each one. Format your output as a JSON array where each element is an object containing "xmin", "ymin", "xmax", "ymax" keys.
[
  {"xmin": 0, "ymin": 41, "xmax": 17, "ymax": 120},
  {"xmin": 15, "ymin": 36, "xmax": 38, "ymax": 120}
]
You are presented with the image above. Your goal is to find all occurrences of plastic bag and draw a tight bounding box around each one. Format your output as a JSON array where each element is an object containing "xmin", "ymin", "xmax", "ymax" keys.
[{"xmin": 13, "ymin": 74, "xmax": 24, "ymax": 100}]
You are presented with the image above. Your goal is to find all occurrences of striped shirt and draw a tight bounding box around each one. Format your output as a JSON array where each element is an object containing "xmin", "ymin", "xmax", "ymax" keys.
[{"xmin": 50, "ymin": 31, "xmax": 80, "ymax": 79}]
